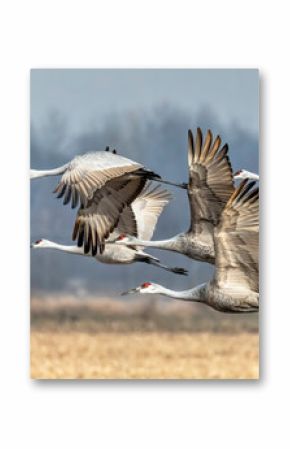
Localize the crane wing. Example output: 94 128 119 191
102 182 171 249
187 128 234 236
213 179 259 292
130 182 172 241
115 204 138 237
72 174 146 255
53 151 143 208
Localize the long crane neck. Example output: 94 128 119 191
246 171 259 181
30 163 69 179
157 283 207 302
36 241 87 256
128 236 181 252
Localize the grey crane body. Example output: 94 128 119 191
122 179 259 314
31 238 187 275
123 281 259 313
31 238 155 265
189 233 216 264
95 243 139 265
135 232 215 263
30 239 139 265
114 128 234 264
203 282 259 313
146 282 259 313
31 182 188 276
94 242 176 272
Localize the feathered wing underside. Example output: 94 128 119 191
106 182 171 249
131 182 172 242
72 175 146 255
187 128 234 236
116 205 138 237
53 152 143 208
213 179 259 292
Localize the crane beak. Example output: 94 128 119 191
121 287 140 296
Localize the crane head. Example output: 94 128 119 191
121 282 159 296
234 169 248 179
31 239 50 249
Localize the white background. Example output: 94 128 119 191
0 1 288 447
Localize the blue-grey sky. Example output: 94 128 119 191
31 69 259 295
31 69 259 135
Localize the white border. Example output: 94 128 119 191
0 1 288 448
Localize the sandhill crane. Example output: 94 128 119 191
30 147 186 255
234 169 259 181
31 183 188 275
122 179 259 313
113 128 234 264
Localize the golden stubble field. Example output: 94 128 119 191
31 331 259 379
30 296 259 380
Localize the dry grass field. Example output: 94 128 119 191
31 296 259 380
31 331 259 379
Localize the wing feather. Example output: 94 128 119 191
72 175 146 254
200 129 212 161
130 182 172 242
109 182 171 248
187 128 234 235
214 179 259 292
116 206 138 237
53 152 143 208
